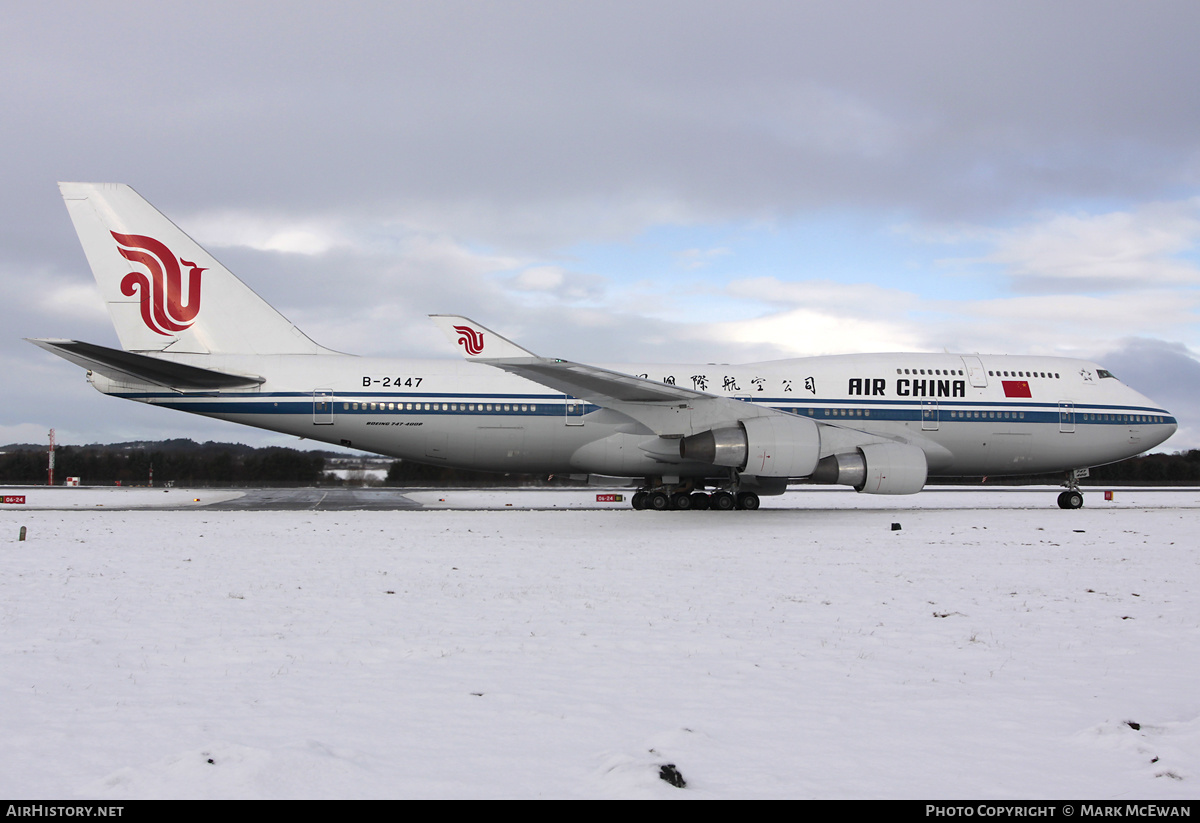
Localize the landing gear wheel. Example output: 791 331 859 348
735 491 760 510
1057 490 1084 509
710 491 735 511
648 491 671 511
670 492 693 510
690 492 711 511
631 491 648 510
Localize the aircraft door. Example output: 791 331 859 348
564 395 585 426
921 399 939 431
313 389 334 425
1058 402 1075 433
961 356 988 388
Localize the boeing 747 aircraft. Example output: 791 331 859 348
30 183 1177 510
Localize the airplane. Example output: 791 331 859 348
29 182 1178 510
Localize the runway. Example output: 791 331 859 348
2 484 1199 511
0 485 422 511
202 487 425 511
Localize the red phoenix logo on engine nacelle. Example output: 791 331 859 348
452 325 485 356
112 231 206 336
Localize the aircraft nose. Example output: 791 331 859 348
1149 403 1178 449
1126 384 1178 449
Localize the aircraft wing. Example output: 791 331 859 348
478 357 708 403
28 339 265 391
430 316 711 404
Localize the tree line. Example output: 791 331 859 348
1080 449 1200 485
935 449 1200 486
0 439 327 486
4 439 1199 487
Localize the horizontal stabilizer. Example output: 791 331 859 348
28 339 264 390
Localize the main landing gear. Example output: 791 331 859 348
630 481 760 512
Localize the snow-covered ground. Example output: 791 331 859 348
1 486 247 509
2 488 1198 798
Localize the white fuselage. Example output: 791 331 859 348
88 350 1177 480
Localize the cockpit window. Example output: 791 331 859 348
1097 369 1117 379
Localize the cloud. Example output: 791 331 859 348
712 307 925 357
186 212 347 256
715 81 924 162
979 201 1200 291
9 1 1196 237
892 202 1200 361
511 265 565 291
916 200 1200 294
676 247 732 270
4 272 108 325
698 278 927 356
725 277 919 314
935 292 1200 356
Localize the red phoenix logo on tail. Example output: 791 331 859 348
452 325 485 355
112 231 206 336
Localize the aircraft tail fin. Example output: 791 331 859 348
58 182 330 355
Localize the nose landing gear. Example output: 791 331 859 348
1057 490 1084 509
1057 468 1088 509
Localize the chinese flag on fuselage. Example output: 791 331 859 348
1002 380 1032 398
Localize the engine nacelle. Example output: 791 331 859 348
811 442 928 495
679 415 821 478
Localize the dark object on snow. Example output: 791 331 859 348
1127 721 1141 731
891 522 901 531
659 763 686 788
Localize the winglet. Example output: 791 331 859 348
429 315 537 360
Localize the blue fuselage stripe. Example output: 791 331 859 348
113 391 1176 426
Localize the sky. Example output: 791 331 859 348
4 1 1200 450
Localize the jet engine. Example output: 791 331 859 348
679 415 821 478
810 442 927 494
